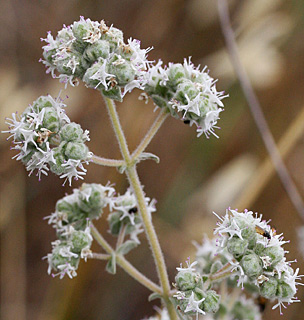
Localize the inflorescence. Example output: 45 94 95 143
41 17 152 100
4 94 91 185
46 183 156 278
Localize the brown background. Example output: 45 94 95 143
1 0 304 319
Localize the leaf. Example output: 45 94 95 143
148 292 162 302
137 152 160 164
105 253 116 274
116 240 138 255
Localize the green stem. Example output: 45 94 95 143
103 97 177 320
90 253 111 260
91 224 161 294
131 109 169 162
91 154 125 167
209 262 235 282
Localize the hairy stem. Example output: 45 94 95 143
103 97 177 319
217 0 304 219
91 224 162 294
131 109 169 162
91 154 125 167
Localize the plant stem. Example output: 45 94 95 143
91 154 125 167
209 262 235 282
89 253 111 260
217 0 304 220
131 109 169 162
91 224 162 294
103 97 177 319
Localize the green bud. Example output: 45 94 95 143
60 123 84 142
240 253 263 279
72 20 90 41
277 281 294 299
50 244 80 272
43 48 56 64
70 230 92 253
78 184 108 219
64 141 88 160
227 237 248 259
261 246 284 267
83 40 110 62
32 95 54 113
200 290 220 313
259 276 278 299
49 144 66 175
83 60 105 89
175 80 199 104
102 27 123 50
168 63 186 86
175 271 200 291
108 55 135 86
42 107 60 132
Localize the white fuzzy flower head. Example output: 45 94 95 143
213 208 303 312
3 94 91 185
41 17 152 100
144 58 227 138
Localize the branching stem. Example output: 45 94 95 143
103 97 177 319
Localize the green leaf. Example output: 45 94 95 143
116 240 138 255
105 253 116 274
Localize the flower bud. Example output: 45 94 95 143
276 281 294 299
32 95 54 112
72 19 91 41
49 145 66 175
261 246 284 267
78 183 109 219
227 237 248 259
175 80 199 104
259 276 278 299
48 243 80 274
70 229 92 253
60 123 84 142
167 63 186 85
200 290 220 313
83 40 110 62
102 27 124 50
64 141 88 160
175 271 199 291
240 253 263 279
82 60 105 89
42 107 60 132
108 55 135 86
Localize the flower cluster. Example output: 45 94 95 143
202 295 262 320
46 183 156 277
173 258 220 318
144 58 226 137
4 95 91 185
41 17 152 100
46 183 115 278
214 209 303 313
108 188 156 248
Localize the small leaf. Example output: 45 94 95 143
148 292 162 302
117 240 138 255
106 253 116 274
137 152 160 164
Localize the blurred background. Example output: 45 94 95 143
1 0 304 319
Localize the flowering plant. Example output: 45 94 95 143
3 17 302 320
